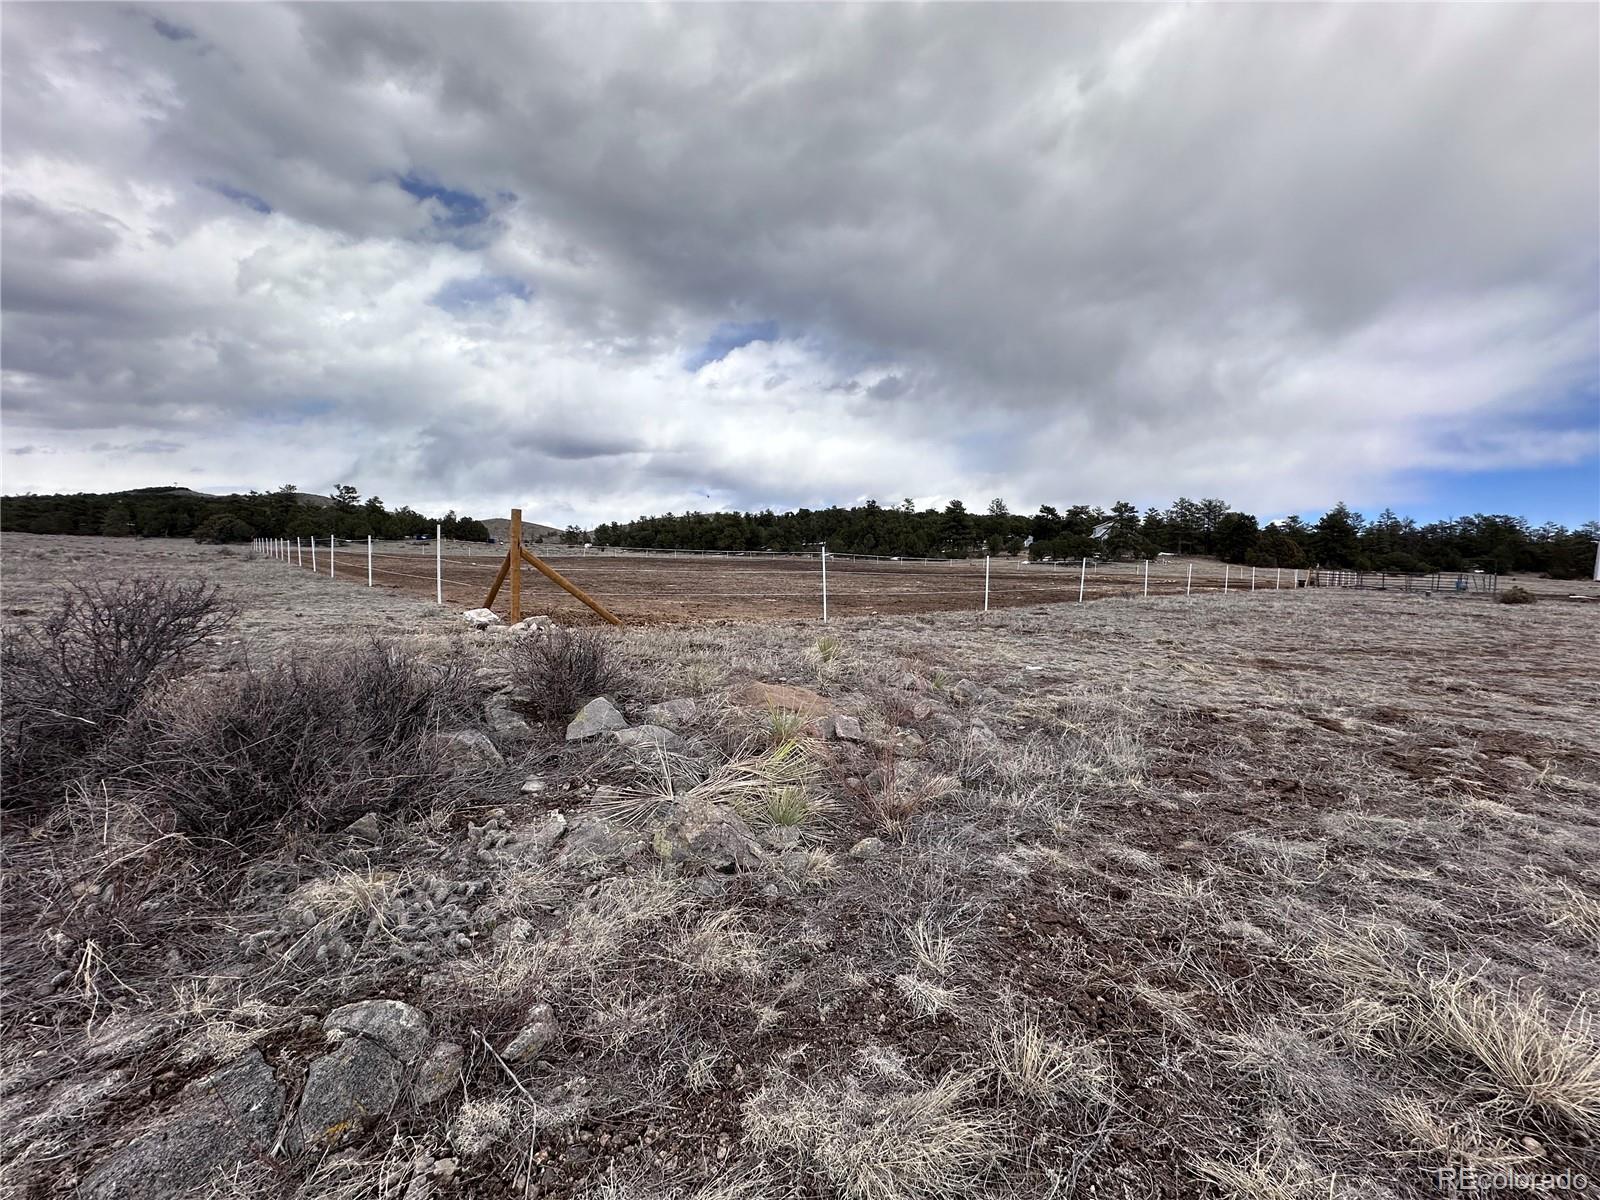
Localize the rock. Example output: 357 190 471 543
77 1051 283 1200
486 702 531 739
345 813 382 843
950 679 984 705
294 1037 403 1150
833 715 865 741
502 1004 557 1063
412 1042 463 1105
520 776 547 794
727 681 836 719
653 795 764 874
462 608 503 630
324 999 430 1064
557 816 646 869
643 698 697 727
613 724 683 751
438 729 505 766
566 697 627 740
907 699 936 722
512 615 553 630
848 837 884 859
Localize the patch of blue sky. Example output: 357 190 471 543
202 180 271 214
684 320 779 371
398 172 489 228
430 275 532 313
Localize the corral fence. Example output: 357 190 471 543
248 519 1500 625
1309 568 1499 594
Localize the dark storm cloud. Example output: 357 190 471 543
1 3 1595 524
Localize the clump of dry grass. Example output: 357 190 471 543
449 1096 514 1156
1193 1145 1335 1200
1313 925 1600 1135
743 1069 1004 1200
867 750 960 832
981 1012 1116 1109
1379 1093 1538 1173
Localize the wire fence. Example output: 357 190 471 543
252 530 1363 625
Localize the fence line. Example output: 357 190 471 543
262 533 1527 625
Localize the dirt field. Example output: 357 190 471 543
3 533 1599 1199
276 540 1333 624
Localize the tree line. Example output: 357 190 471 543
589 497 1598 578
1 485 491 544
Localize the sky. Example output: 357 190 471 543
2 3 1597 530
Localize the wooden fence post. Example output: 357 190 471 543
510 508 524 623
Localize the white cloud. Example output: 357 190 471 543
1 3 1595 525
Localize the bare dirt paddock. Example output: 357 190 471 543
342 543 1304 624
3 532 1599 1200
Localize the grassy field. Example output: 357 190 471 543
2 534 1597 1199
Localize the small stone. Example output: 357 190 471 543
566 696 628 741
503 1005 557 1063
294 1037 402 1149
612 724 683 751
324 999 430 1064
412 1042 463 1105
848 837 884 859
833 715 865 741
345 813 382 843
461 608 503 630
438 729 504 766
643 698 697 727
727 681 836 719
520 777 547 794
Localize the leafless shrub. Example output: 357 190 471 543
2 577 233 814
1498 585 1536 605
111 640 480 843
506 626 619 720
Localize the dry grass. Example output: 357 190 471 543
4 536 1599 1199
981 1013 1117 1109
1313 925 1600 1135
743 1070 1005 1200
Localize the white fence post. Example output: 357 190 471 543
296 537 303 567
1187 563 1193 596
1223 564 1229 592
1078 557 1087 604
329 535 334 579
311 536 317 573
1250 566 1256 591
821 542 829 623
1143 559 1149 598
435 525 443 604
1275 567 1281 589
367 535 373 587
984 555 991 613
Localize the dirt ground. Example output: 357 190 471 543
266 539 1371 625
3 533 1598 1200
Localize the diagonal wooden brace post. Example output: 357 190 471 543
520 546 623 626
482 551 511 612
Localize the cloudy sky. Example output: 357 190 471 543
3 3 1596 529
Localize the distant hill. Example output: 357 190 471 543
482 517 566 543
